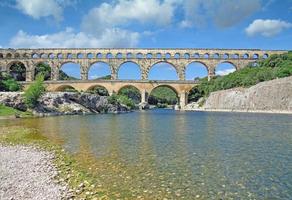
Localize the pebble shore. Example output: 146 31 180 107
0 145 68 200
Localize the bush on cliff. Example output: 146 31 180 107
0 72 21 91
24 74 46 108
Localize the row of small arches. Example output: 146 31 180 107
0 52 269 60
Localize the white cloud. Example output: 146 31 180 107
245 19 292 37
82 0 176 34
216 68 235 76
9 28 140 48
181 0 261 28
15 0 74 22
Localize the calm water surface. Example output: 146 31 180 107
1 110 292 199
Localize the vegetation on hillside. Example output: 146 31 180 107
188 51 292 102
108 93 135 109
118 86 141 104
0 104 32 117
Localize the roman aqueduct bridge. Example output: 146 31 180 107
0 48 287 108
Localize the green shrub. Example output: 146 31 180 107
117 95 135 109
24 74 46 108
0 72 21 91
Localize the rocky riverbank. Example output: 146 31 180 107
185 76 292 114
0 145 68 200
0 92 131 117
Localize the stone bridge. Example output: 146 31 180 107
0 48 287 108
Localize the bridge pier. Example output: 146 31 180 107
179 92 187 110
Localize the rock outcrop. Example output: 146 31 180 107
0 92 131 116
200 76 292 113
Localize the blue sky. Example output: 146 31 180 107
0 0 291 79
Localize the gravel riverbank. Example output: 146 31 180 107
0 145 68 200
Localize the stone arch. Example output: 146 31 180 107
156 53 162 59
253 53 259 59
146 53 153 58
97 53 103 58
215 61 237 76
87 53 93 59
149 61 179 80
7 61 27 81
33 61 52 80
0 53 4 59
117 61 141 80
148 85 179 105
165 53 171 59
263 53 269 59
174 53 180 59
193 53 200 58
136 53 143 59
40 53 47 59
59 61 81 80
243 53 249 59
126 52 133 59
86 85 110 96
184 53 190 59
57 53 63 59
88 61 111 80
117 85 142 104
23 53 29 59
185 61 209 80
232 53 239 59
14 53 20 58
67 53 73 59
48 53 55 59
106 53 113 59
32 53 39 59
77 53 83 59
54 85 78 92
6 53 12 59
204 53 209 58
213 53 220 59
116 53 123 58
223 53 229 59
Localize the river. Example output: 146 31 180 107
1 109 292 199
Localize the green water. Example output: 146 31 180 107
1 110 292 199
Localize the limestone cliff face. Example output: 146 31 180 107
202 76 292 113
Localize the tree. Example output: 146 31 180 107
24 74 46 109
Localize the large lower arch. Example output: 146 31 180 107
215 61 237 76
118 61 141 80
149 61 179 80
117 85 141 104
88 62 111 80
148 85 179 106
185 61 208 80
87 85 109 96
7 61 26 81
59 62 81 80
34 62 51 80
54 85 78 92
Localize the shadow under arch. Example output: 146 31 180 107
86 85 109 96
148 85 179 106
149 61 179 80
185 61 209 80
117 85 142 104
117 61 141 80
7 61 27 81
215 61 237 76
54 85 78 92
88 61 112 80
